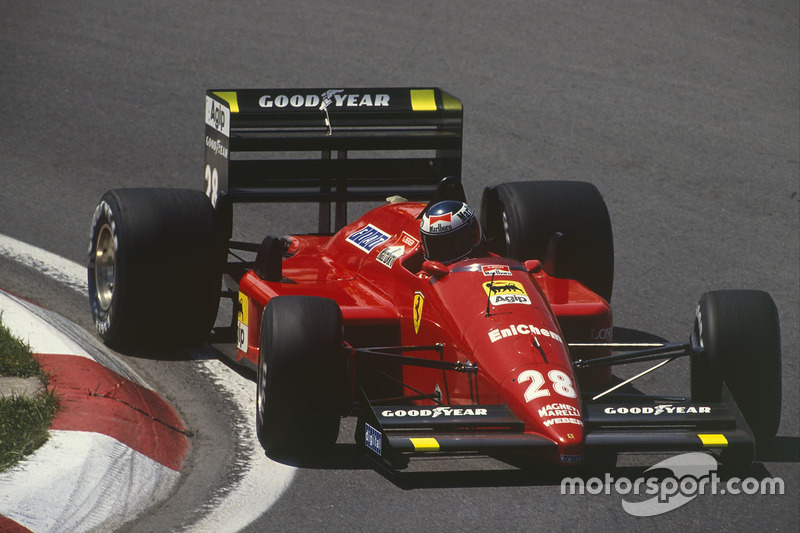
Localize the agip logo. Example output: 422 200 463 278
205 96 230 137
482 280 531 306
236 292 249 352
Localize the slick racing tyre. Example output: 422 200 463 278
690 290 782 450
88 188 224 348
481 180 614 302
257 296 348 461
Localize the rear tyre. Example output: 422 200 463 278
87 188 224 348
691 290 782 450
481 180 614 302
256 296 347 461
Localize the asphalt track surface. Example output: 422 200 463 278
1 1 798 531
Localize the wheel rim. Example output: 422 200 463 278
94 223 116 312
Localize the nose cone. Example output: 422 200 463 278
500 363 585 464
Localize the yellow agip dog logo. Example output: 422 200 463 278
482 280 531 306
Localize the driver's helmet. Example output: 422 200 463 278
420 200 483 264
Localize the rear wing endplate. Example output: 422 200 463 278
204 87 463 233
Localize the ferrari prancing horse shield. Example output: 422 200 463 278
413 291 424 334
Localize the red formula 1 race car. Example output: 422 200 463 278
87 88 781 469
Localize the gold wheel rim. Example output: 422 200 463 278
94 224 116 312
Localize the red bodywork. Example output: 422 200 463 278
236 201 612 464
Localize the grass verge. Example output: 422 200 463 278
0 318 60 472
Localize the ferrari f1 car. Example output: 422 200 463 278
87 88 781 469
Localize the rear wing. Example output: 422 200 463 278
204 87 463 233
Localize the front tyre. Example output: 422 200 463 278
256 296 347 461
87 188 224 348
691 290 781 450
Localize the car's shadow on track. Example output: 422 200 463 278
756 436 800 463
356 449 800 491
265 443 612 488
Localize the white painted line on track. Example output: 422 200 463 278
183 358 296 532
0 233 296 531
0 234 87 296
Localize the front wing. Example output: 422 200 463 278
354 385 755 469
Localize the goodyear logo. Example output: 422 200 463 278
482 280 531 306
258 90 391 109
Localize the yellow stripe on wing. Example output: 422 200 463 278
410 89 437 111
410 437 440 451
213 91 240 113
698 434 728 447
